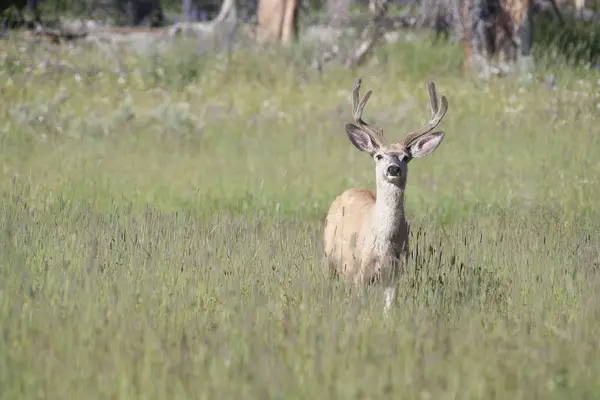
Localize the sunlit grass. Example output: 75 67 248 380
0 33 600 399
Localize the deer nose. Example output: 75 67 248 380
387 165 401 177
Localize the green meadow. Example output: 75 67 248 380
1 32 599 399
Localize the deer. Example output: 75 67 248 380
323 77 449 317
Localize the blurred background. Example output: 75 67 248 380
1 0 599 69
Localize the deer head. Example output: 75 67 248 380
344 78 449 189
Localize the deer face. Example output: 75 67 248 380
345 124 446 187
373 148 409 185
344 78 448 189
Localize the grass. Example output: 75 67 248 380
1 32 600 399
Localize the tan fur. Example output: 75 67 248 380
323 78 449 316
325 188 375 281
324 176 409 286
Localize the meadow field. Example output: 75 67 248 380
0 33 599 399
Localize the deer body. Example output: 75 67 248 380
324 184 409 286
323 78 449 316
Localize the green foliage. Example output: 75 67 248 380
1 36 600 398
533 11 600 66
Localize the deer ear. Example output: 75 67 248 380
345 124 379 155
408 131 445 158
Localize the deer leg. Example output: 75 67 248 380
382 256 402 319
383 286 396 317
383 274 400 318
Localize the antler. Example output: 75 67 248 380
350 78 389 146
401 81 448 147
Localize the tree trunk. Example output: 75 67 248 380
257 0 297 43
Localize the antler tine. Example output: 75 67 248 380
402 80 448 147
350 77 388 146
427 81 439 115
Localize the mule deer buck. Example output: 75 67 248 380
323 78 449 317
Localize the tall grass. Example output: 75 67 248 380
1 34 599 399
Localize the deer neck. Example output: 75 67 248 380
372 180 407 246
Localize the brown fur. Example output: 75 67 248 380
324 187 409 285
323 78 449 316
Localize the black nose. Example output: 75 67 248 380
387 165 401 177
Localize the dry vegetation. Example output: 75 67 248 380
0 32 600 399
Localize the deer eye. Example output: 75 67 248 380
374 154 383 161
